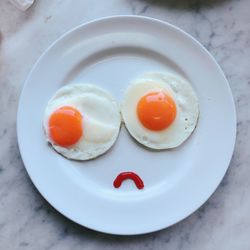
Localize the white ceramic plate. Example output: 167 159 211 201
17 16 236 235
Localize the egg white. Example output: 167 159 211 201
44 84 121 160
121 72 199 149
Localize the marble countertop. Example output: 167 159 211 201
0 0 249 249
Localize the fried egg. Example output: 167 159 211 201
121 72 199 149
43 84 121 160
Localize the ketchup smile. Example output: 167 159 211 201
113 172 144 190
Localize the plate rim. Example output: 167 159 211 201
17 15 237 235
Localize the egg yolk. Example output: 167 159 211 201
48 106 83 147
137 91 177 131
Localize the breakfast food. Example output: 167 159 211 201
43 84 121 160
121 72 199 149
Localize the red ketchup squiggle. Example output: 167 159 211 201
113 172 144 190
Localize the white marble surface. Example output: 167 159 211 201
0 0 249 249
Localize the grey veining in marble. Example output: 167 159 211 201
0 0 250 249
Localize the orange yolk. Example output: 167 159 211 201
48 106 83 147
137 91 177 131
